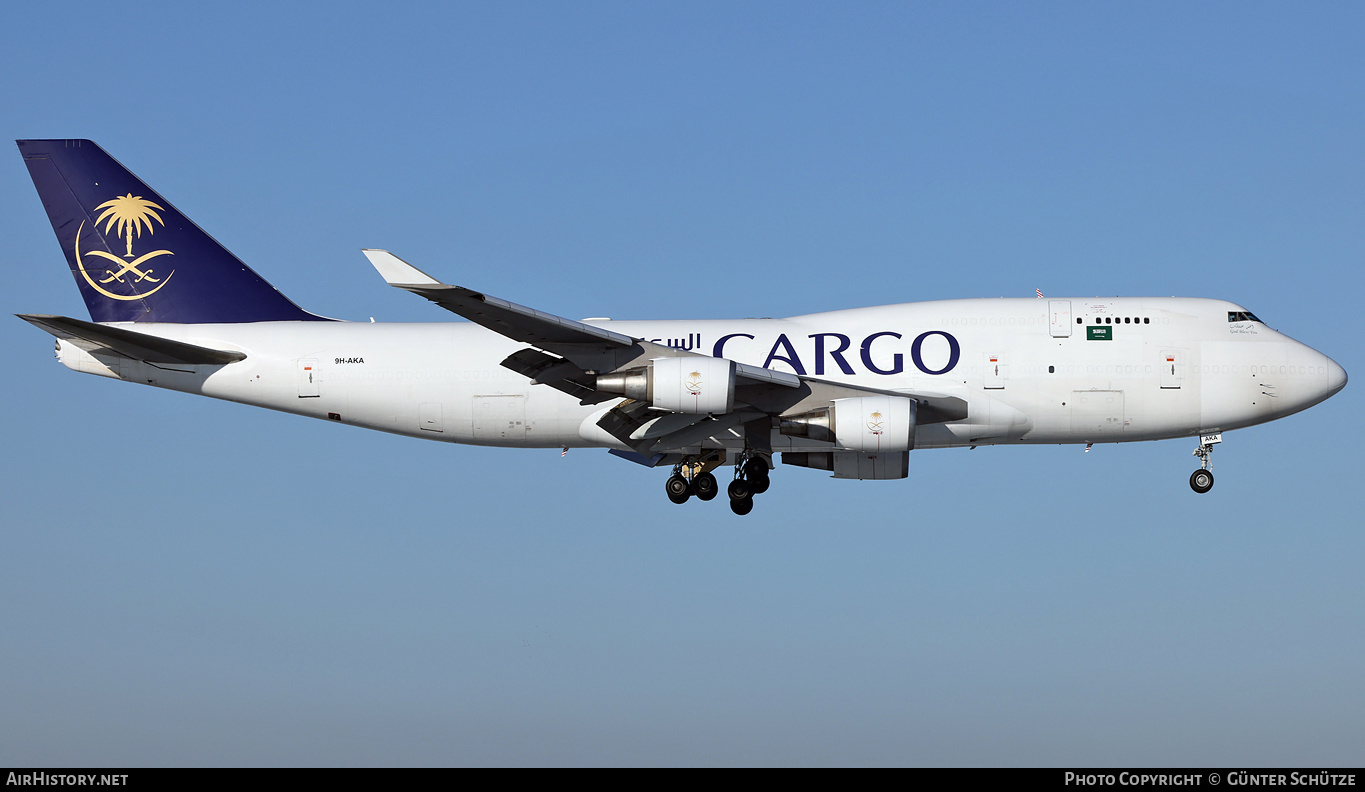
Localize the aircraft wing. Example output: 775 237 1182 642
18 314 247 365
364 249 637 350
364 250 967 451
364 249 800 389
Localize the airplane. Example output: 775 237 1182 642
15 139 1348 515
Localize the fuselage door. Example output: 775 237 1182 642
984 354 1006 389
419 402 444 433
1160 350 1183 389
473 395 527 441
1070 390 1126 435
298 358 320 398
1049 300 1072 338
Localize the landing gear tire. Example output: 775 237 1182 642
666 474 692 504
730 496 754 516
1190 469 1214 494
741 457 770 494
727 479 752 502
694 472 719 501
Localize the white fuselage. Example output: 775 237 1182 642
57 297 1345 453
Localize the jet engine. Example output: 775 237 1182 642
779 395 916 453
779 395 917 480
595 356 736 414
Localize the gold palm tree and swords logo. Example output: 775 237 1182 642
74 193 176 300
685 370 703 396
866 410 885 435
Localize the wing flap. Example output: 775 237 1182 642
500 348 616 405
641 410 765 453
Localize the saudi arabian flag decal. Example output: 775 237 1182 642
1087 326 1113 340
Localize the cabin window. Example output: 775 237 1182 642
1077 315 1153 325
1048 365 1055 373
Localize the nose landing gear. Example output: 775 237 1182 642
1190 433 1221 494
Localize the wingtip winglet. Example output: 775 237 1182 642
362 249 443 287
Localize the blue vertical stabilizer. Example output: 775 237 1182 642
17 139 328 323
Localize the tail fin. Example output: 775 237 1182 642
17 139 327 323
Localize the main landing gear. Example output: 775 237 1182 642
1189 433 1221 494
663 452 772 516
725 453 771 516
665 470 718 504
664 453 724 505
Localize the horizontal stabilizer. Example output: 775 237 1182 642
17 314 247 365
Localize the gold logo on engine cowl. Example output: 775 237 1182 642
74 193 176 301
867 410 885 435
686 371 703 395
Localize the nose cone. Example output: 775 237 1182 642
1274 339 1347 419
1326 356 1347 398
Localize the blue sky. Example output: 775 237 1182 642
2 1 1361 766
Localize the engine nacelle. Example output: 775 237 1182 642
595 356 735 414
779 395 916 453
782 450 909 480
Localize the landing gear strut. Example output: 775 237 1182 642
1190 433 1220 494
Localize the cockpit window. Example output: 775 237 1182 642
1228 311 1261 323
